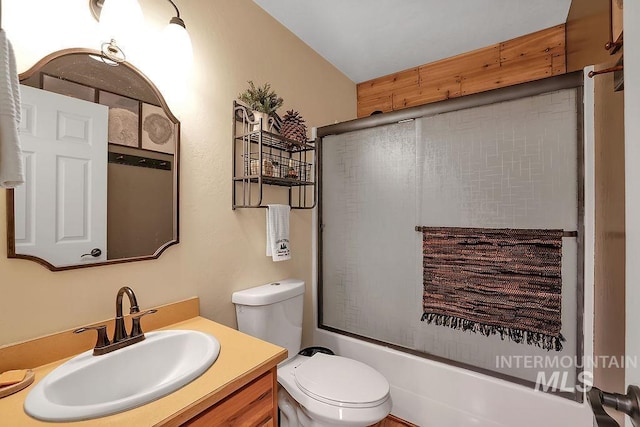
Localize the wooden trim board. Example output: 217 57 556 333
370 414 419 427
0 297 199 373
357 24 566 117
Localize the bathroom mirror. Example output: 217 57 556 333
6 48 179 271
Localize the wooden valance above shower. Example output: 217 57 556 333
356 24 566 117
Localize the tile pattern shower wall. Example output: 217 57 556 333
322 122 417 345
418 89 577 230
321 88 579 385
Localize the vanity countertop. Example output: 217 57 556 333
0 315 287 426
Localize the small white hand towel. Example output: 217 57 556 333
0 29 24 188
266 204 291 262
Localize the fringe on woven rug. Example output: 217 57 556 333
421 312 565 352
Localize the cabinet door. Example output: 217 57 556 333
182 369 276 426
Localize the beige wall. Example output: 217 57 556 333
0 0 355 346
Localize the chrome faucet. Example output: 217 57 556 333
74 286 157 356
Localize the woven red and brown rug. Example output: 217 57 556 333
418 227 565 351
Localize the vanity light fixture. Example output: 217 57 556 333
161 0 193 70
91 0 144 63
89 0 192 66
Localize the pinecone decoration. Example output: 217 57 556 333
281 110 307 147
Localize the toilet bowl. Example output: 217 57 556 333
277 354 392 427
232 279 392 427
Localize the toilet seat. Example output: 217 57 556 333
293 353 390 408
278 354 392 426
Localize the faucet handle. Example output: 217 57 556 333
130 309 158 338
74 325 110 349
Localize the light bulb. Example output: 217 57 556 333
162 19 193 71
99 0 145 53
151 19 193 105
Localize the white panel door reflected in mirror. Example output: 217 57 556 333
15 85 108 266
8 48 179 271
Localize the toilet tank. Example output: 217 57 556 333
232 279 305 360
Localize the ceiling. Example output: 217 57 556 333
252 0 572 83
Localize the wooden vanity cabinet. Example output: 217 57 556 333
181 368 278 426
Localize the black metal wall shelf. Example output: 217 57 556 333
234 131 316 153
232 101 316 209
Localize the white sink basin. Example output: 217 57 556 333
24 330 220 422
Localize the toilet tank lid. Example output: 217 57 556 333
232 279 305 306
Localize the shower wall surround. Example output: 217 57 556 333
320 87 581 393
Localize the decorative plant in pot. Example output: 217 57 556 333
238 81 284 132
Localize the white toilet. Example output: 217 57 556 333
232 279 392 427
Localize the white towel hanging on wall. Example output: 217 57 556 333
0 29 24 188
266 204 291 262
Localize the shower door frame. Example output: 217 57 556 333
316 71 586 401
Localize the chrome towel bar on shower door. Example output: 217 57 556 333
414 226 578 238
